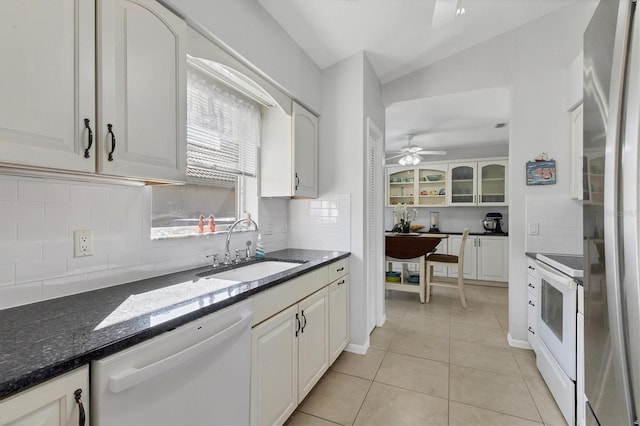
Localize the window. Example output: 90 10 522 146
151 57 261 239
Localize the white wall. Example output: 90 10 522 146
382 2 597 345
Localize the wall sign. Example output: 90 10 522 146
526 160 556 185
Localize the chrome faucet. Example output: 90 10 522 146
225 218 259 265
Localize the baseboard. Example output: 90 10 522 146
376 313 387 328
507 333 533 350
345 339 370 355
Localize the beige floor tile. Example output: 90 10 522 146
330 347 386 380
298 371 371 426
404 300 451 319
449 365 542 422
374 352 449 399
450 339 522 377
353 382 448 426
388 330 450 363
523 371 568 426
512 348 539 378
450 321 510 348
495 309 509 332
370 325 397 350
458 286 491 304
449 401 543 426
398 314 450 339
449 309 503 329
285 411 342 426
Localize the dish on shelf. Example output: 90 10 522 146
426 174 441 181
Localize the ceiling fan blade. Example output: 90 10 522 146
385 153 406 160
416 150 447 155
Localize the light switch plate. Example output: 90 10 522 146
74 230 93 257
528 222 539 236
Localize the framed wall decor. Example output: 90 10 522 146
526 160 556 185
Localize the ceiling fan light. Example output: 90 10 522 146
410 154 421 165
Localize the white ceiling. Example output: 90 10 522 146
257 0 574 84
257 0 574 162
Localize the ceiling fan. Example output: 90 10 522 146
386 134 447 165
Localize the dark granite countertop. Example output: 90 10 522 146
525 251 583 284
387 230 508 236
0 248 349 400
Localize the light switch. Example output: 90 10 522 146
528 222 539 236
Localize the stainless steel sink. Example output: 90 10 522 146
197 260 305 282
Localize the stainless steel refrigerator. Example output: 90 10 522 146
583 0 640 424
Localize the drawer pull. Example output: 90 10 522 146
528 265 535 270
337 267 345 272
528 301 535 307
74 389 86 426
337 279 345 285
528 326 535 335
528 283 535 288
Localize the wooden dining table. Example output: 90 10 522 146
384 233 448 303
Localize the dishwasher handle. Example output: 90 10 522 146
108 311 253 394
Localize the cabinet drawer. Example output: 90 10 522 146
328 258 349 282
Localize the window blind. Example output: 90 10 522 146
186 67 260 185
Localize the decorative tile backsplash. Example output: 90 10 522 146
0 174 288 309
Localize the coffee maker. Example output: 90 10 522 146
483 212 505 234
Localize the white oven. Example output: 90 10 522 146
536 260 578 380
534 257 580 425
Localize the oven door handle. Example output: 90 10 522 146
535 260 577 290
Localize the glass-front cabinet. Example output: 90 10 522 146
448 162 477 206
388 169 416 207
417 167 447 206
478 160 508 205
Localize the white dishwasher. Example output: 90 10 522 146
92 300 253 426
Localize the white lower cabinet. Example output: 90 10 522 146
527 258 539 351
329 275 349 364
251 288 329 426
447 235 508 282
0 366 89 426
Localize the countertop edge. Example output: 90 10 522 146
0 249 350 400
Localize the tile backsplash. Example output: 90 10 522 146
288 194 351 251
525 195 583 255
0 174 288 309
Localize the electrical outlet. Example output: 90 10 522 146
74 230 93 257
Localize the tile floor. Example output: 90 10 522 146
285 285 568 426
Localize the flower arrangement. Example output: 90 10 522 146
392 203 417 233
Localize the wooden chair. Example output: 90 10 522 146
424 228 469 307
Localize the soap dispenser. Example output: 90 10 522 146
255 234 265 259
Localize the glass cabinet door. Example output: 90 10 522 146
449 163 477 205
388 169 416 207
478 161 507 205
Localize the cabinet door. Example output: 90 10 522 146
329 276 349 365
251 304 299 426
0 366 89 426
448 236 477 279
448 162 477 206
292 102 318 198
298 288 329 401
0 0 95 173
477 237 509 282
97 0 186 182
478 160 508 205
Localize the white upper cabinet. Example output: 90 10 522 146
96 0 186 182
292 102 319 198
0 0 95 173
447 160 508 206
261 101 319 198
0 0 186 183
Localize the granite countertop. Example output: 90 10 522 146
525 251 583 284
0 248 349 400
386 230 508 236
